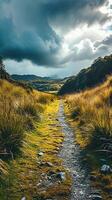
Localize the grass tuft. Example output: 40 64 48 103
0 112 24 157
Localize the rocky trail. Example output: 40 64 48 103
58 101 96 200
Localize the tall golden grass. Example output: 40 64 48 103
0 80 54 178
65 76 112 148
64 76 112 200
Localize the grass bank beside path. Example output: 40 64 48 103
0 99 72 200
64 76 112 200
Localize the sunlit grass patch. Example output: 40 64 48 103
0 97 71 200
0 80 62 199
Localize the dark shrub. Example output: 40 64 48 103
0 113 24 156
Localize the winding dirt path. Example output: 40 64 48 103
58 101 91 200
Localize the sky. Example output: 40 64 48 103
0 0 112 78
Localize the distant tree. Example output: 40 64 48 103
0 56 5 71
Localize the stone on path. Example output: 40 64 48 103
100 164 112 174
38 152 44 156
89 194 102 200
21 197 26 200
56 172 66 181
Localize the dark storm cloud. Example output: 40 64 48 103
48 0 108 32
0 0 109 66
0 17 60 65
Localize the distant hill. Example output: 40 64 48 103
11 74 66 93
11 74 52 81
59 54 112 95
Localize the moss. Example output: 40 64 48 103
0 100 72 200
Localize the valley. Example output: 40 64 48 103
0 55 112 200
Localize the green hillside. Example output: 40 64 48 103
59 54 112 95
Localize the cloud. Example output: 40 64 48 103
102 34 112 45
62 33 112 65
5 59 91 78
49 0 109 33
94 34 112 57
0 0 110 68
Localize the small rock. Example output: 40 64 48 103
37 182 41 186
56 172 66 181
89 194 102 200
100 164 112 174
58 180 61 184
21 197 26 200
39 161 53 167
38 152 44 156
37 161 41 164
79 190 84 195
41 173 45 177
48 176 52 180
46 162 53 167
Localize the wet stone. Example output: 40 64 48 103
89 194 103 200
56 172 66 181
100 164 112 174
46 162 53 167
38 152 44 156
21 197 26 200
79 190 84 195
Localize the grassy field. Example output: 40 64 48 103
1 76 112 199
64 75 112 199
0 80 71 200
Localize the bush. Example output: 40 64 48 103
18 103 39 119
22 104 37 116
38 95 48 104
0 113 24 157
88 106 112 147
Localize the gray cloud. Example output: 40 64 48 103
0 0 109 67
102 35 112 45
49 0 109 33
94 34 112 57
62 34 112 65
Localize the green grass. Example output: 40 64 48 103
0 80 72 200
2 101 71 200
